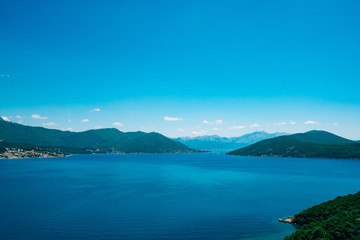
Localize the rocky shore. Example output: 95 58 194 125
278 217 295 224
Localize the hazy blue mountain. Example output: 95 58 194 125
0 118 195 153
173 131 288 151
228 130 360 159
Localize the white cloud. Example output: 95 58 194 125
250 123 259 128
81 119 90 122
93 108 101 112
333 122 339 126
164 116 183 121
178 128 185 132
16 115 22 119
94 126 103 129
113 122 123 127
68 120 71 122
1 116 10 122
42 122 56 126
304 120 318 125
192 130 207 136
202 120 222 125
273 121 286 126
32 114 48 120
212 127 220 130
229 125 246 130
290 120 296 125
62 128 73 131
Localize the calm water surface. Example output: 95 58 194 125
1 153 360 240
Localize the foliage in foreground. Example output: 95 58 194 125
285 191 360 240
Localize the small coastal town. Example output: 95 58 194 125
0 147 67 159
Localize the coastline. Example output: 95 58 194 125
278 217 295 224
0 150 205 160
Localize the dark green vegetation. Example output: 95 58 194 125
174 131 288 151
285 191 360 240
227 130 360 159
0 118 196 154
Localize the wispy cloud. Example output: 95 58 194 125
94 126 103 129
212 127 220 130
91 108 101 112
192 130 207 136
178 128 185 132
62 128 73 131
333 122 339 126
42 122 56 126
290 120 296 125
1 116 11 122
81 119 90 122
0 73 10 78
229 125 246 130
113 122 123 127
273 121 286 126
16 115 22 119
164 116 183 121
202 120 209 124
215 120 223 125
250 123 259 127
32 114 48 120
304 120 318 125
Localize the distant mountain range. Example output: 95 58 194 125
0 118 196 154
228 130 360 159
173 131 289 151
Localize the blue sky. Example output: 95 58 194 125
1 0 360 139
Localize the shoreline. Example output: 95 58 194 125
0 151 206 160
278 217 295 224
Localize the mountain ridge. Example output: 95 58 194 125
227 130 360 159
0 119 196 154
174 131 289 151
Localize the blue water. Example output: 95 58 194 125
1 153 360 240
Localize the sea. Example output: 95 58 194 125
1 153 360 240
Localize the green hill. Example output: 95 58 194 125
227 130 360 159
123 132 191 153
0 117 72 146
283 130 353 145
0 118 195 153
285 191 360 240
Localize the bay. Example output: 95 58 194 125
1 153 360 240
